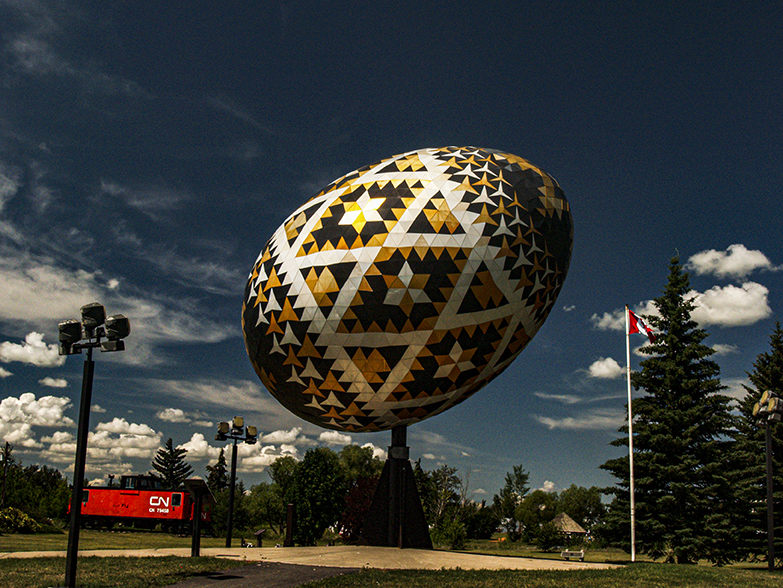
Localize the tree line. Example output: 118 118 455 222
1 257 781 566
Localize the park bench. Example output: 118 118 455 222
560 549 585 561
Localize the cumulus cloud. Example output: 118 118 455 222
258 427 312 446
540 480 556 493
0 393 74 449
363 442 387 461
588 357 624 379
687 244 775 279
0 332 64 367
179 433 221 459
0 367 12 378
688 282 771 327
0 393 74 427
39 377 68 388
239 443 301 472
94 417 157 436
319 430 352 447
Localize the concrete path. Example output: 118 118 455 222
0 545 618 571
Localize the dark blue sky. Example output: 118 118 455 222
1 1 781 498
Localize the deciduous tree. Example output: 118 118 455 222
290 447 346 545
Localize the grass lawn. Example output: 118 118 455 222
303 565 781 588
0 529 270 552
0 556 245 588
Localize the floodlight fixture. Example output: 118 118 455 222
232 416 244 430
80 302 106 338
216 421 230 441
105 314 130 340
246 425 258 443
58 320 83 356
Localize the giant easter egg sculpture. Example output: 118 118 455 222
243 146 572 432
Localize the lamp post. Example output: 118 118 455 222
752 390 783 571
215 416 257 547
59 303 130 588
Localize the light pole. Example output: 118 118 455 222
215 416 257 547
59 302 130 588
752 390 783 571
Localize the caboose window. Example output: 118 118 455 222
172 493 182 507
81 490 89 503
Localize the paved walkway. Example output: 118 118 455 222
0 545 617 570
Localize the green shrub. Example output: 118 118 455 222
432 518 467 550
0 507 43 534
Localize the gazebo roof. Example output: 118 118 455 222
552 512 587 534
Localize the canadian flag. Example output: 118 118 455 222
628 310 656 343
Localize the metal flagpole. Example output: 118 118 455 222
625 305 636 563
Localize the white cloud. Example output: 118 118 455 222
0 393 74 449
590 308 625 331
712 343 739 356
179 433 220 459
39 377 68 388
534 392 582 405
591 302 659 332
0 332 64 367
0 392 74 427
0 162 21 210
156 408 189 423
94 417 157 436
91 404 107 413
319 430 352 447
540 480 556 493
422 453 436 460
535 408 624 431
722 377 750 402
239 444 301 473
0 254 236 367
0 422 38 447
0 367 12 378
155 408 213 428
363 442 387 461
588 357 624 379
688 282 772 327
563 304 576 312
687 244 774 279
259 427 308 446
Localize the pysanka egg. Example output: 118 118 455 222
242 146 573 432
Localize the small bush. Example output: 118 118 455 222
432 519 467 550
0 507 42 534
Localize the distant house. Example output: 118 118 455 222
551 512 587 540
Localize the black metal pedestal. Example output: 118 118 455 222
358 425 432 549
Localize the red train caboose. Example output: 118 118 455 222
74 475 211 533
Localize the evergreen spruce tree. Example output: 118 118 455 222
732 322 783 567
151 438 193 489
206 448 229 493
600 258 735 564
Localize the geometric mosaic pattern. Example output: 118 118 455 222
242 146 573 432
